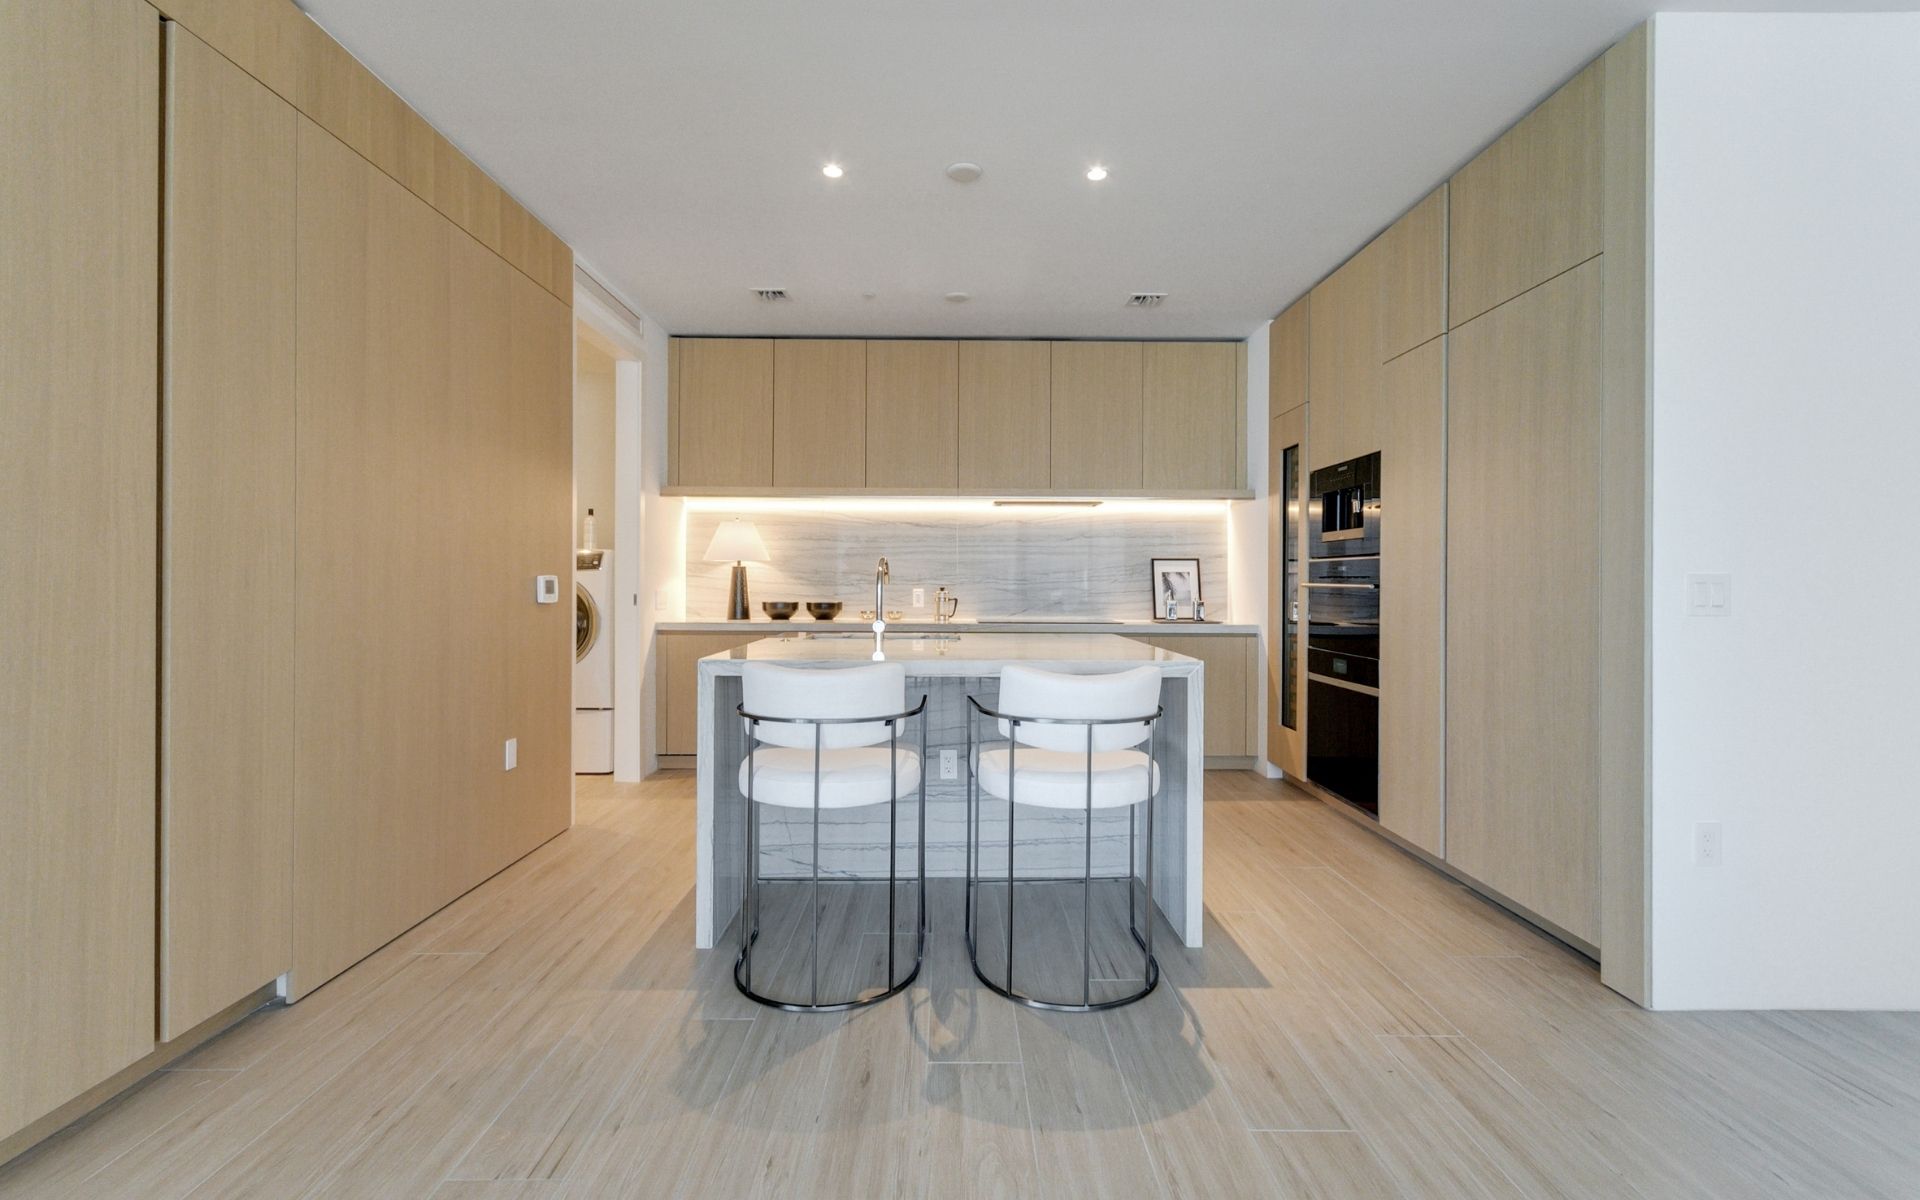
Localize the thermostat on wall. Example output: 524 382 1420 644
535 575 560 603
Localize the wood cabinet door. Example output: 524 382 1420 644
660 634 766 755
1378 338 1445 857
866 340 957 489
1446 259 1601 943
1307 245 1382 470
1377 186 1448 362
1266 309 1309 781
160 23 297 1040
958 340 1051 491
1050 341 1143 491
774 339 866 488
676 338 773 488
1135 636 1255 758
1 0 160 1141
1448 59 1603 328
1143 342 1239 491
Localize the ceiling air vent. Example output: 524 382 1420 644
1126 292 1167 308
752 288 790 302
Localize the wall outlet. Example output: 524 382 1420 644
940 748 958 780
655 587 670 613
504 738 518 771
1694 821 1722 866
912 587 926 609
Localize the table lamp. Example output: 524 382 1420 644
704 519 770 620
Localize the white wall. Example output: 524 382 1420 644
1647 13 1920 1008
572 334 617 548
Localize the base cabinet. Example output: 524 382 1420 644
658 633 766 756
1128 634 1257 759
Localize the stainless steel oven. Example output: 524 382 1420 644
1305 453 1381 816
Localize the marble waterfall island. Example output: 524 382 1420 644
693 633 1206 949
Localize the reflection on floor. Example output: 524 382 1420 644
3 771 1918 1199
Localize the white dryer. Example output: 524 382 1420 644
573 550 614 773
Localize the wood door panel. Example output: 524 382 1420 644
676 339 773 487
160 22 298 1039
1448 59 1603 328
1050 342 1143 491
957 341 1051 491
1378 186 1448 361
1445 260 1601 942
0 0 160 1141
1143 342 1238 491
867 340 958 489
774 339 865 488
1307 246 1382 470
1378 339 1445 857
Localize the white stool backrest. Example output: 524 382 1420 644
742 662 908 749
995 665 1161 753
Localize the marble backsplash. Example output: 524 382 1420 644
685 507 1231 622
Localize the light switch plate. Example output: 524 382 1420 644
1685 573 1732 617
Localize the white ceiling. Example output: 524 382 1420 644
299 0 1894 339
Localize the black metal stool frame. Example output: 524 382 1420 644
963 696 1164 1012
734 695 928 1012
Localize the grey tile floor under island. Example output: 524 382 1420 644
3 772 1918 1199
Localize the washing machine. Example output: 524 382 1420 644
573 549 614 773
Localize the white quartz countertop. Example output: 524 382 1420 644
694 631 1202 674
661 618 1256 635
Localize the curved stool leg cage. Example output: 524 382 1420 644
963 694 1162 1012
734 694 928 1012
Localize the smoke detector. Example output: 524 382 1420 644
1126 293 1167 308
752 288 790 302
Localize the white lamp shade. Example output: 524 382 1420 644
704 519 770 564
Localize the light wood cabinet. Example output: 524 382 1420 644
1307 244 1383 470
678 338 774 488
866 340 957 489
1050 341 1143 491
774 340 866 489
0 0 160 1143
159 23 298 1040
957 340 1051 491
659 633 766 755
1130 635 1258 759
1446 259 1602 943
1267 300 1310 780
1448 58 1603 328
1377 186 1448 361
1378 339 1445 857
1143 342 1239 491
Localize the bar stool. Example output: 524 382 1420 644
734 662 928 1011
965 665 1163 1011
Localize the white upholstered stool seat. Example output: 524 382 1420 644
973 742 1157 810
740 745 922 809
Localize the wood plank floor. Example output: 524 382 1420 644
5 770 1919 1199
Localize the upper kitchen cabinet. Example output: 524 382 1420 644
1376 186 1448 361
1449 59 1603 328
867 339 958 490
1307 242 1383 470
1143 342 1239 492
675 338 774 488
957 340 1051 491
774 339 866 488
1050 341 1144 491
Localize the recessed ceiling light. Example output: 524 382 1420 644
1085 165 1109 182
944 292 971 303
946 162 983 183
822 162 844 179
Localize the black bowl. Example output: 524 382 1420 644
761 601 799 621
807 601 843 621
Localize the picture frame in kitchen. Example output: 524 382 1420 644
1149 557 1203 620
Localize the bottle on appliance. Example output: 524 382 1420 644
582 508 596 551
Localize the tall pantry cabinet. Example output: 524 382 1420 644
1 0 576 1155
